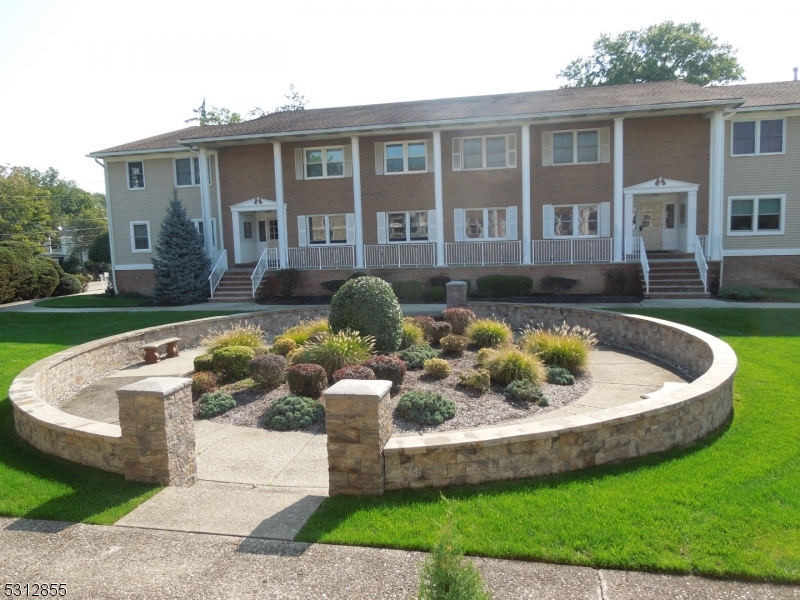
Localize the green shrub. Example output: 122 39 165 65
263 395 324 431
271 337 298 356
320 279 347 293
399 280 423 301
23 257 59 299
248 354 287 387
277 319 330 346
0 247 23 303
329 276 403 351
546 365 575 385
191 372 218 397
455 279 472 296
540 276 579 294
476 347 495 368
520 322 596 373
397 344 439 370
442 308 476 334
212 345 256 381
198 391 236 418
54 273 83 296
202 322 266 353
291 330 375 379
428 286 446 302
285 363 328 398
396 391 456 426
193 353 214 372
361 355 407 389
391 281 402 296
504 379 547 405
718 286 765 301
458 369 491 393
429 275 451 288
476 274 533 297
332 365 376 383
465 319 512 349
605 268 641 295
439 334 469 356
424 358 451 378
485 348 545 386
400 319 426 349
348 272 368 279
275 268 301 298
411 315 436 339
429 321 452 343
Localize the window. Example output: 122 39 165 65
130 221 151 252
386 211 429 242
175 157 212 187
679 204 686 225
385 141 427 174
728 196 784 235
305 147 344 178
309 214 347 244
243 222 253 239
452 135 516 170
127 162 145 189
553 205 599 237
464 208 507 240
192 218 217 248
732 119 784 155
552 130 599 164
269 219 279 240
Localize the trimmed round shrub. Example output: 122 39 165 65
442 308 476 335
397 344 439 370
465 319 513 349
485 348 545 386
54 273 83 296
329 276 403 351
396 391 456 426
191 372 218 397
411 315 436 339
476 347 495 368
193 353 214 372
0 247 24 303
429 321 452 344
546 365 575 386
285 363 328 398
271 337 298 356
320 279 347 293
476 274 533 297
439 334 469 356
504 380 548 406
399 280 423 301
290 330 375 379
540 276 579 294
248 354 287 387
332 365 376 383
718 286 765 301
202 322 266 353
423 358 451 378
458 369 491 393
212 345 256 381
400 319 426 349
348 272 368 280
521 330 590 373
263 395 324 431
427 286 446 302
361 355 407 389
24 257 60 299
198 391 236 418
429 275 451 288
277 319 330 346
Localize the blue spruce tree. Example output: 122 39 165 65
152 191 210 304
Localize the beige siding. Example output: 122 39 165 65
108 154 219 265
723 116 800 250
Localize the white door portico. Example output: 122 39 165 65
623 178 699 255
230 197 286 265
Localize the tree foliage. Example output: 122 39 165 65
188 85 308 125
559 21 745 87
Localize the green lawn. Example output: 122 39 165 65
35 294 152 308
0 311 232 525
297 309 800 583
764 289 800 303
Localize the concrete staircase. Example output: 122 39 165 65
642 253 709 299
209 267 258 303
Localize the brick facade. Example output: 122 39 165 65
722 255 800 288
116 269 155 295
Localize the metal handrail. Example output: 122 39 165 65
694 235 709 293
251 248 276 296
639 237 650 295
208 249 228 298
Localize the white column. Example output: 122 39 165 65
273 141 288 268
613 118 624 262
198 146 214 259
623 193 634 257
687 190 697 252
232 210 242 264
708 111 725 260
433 130 445 266
351 135 364 268
520 124 532 265
213 153 225 251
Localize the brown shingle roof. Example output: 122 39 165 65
710 81 800 108
91 125 219 155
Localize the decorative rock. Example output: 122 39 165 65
445 281 468 308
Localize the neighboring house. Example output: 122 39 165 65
88 79 800 300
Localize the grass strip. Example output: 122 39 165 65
35 295 152 308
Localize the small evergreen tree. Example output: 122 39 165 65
152 191 210 305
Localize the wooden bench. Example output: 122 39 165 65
141 337 182 364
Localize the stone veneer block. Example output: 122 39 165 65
117 377 196 486
323 379 392 496
446 281 468 308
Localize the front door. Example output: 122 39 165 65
662 203 678 250
638 203 663 251
240 217 257 263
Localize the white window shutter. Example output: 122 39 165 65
344 145 353 177
426 139 435 173
599 202 611 237
376 212 387 244
345 213 356 244
507 134 517 168
543 205 554 239
294 148 304 180
374 143 384 175
452 138 462 171
427 209 437 242
297 215 308 246
454 208 464 242
507 206 518 240
541 132 553 167
600 128 611 163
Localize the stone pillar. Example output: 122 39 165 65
446 280 468 308
324 379 392 496
117 377 196 486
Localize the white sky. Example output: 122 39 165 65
0 0 796 194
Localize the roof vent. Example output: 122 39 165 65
795 67 798 81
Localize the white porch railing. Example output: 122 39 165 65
251 248 279 296
532 238 612 264
445 241 521 266
625 236 642 262
639 237 650 295
364 243 436 268
694 235 709 293
287 245 356 269
208 249 228 298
